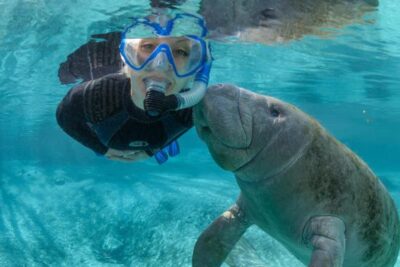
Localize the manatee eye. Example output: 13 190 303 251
270 108 280 117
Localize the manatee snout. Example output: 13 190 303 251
194 84 252 149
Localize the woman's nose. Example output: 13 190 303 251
149 52 170 71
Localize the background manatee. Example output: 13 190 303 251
200 0 378 43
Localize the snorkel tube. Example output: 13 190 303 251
175 60 212 109
143 79 170 117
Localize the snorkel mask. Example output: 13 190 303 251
119 13 212 117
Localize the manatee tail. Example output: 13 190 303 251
225 236 270 267
58 32 123 84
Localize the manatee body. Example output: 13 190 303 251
192 84 400 267
200 0 378 43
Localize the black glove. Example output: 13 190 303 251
144 91 179 117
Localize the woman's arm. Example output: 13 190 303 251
56 83 109 155
104 148 149 162
57 81 151 162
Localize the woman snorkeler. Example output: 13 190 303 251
56 12 212 164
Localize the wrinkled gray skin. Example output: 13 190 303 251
201 0 378 43
192 84 400 267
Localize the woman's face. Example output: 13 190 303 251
126 37 195 109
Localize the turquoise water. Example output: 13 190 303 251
0 0 399 266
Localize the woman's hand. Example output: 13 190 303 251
105 148 149 162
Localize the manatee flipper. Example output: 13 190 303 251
193 200 252 267
302 216 346 267
58 32 123 84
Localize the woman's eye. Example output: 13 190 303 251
140 43 155 51
271 108 280 117
174 48 189 57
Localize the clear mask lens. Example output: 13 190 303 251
122 36 205 77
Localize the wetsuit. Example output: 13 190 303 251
56 72 193 156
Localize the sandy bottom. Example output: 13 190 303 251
0 161 399 266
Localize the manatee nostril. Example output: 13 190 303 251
201 125 211 135
260 8 277 20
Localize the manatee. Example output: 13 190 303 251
192 84 400 267
201 0 378 43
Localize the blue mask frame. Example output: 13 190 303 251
119 13 209 78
